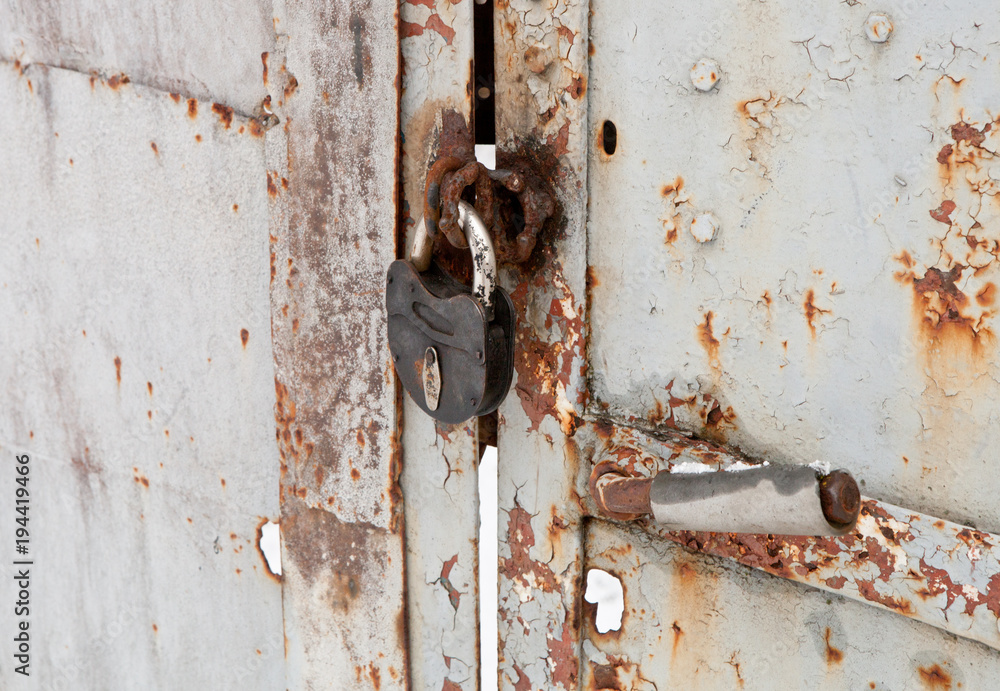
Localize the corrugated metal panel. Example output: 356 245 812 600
0 61 282 689
493 0 590 688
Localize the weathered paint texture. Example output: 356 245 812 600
494 0 590 689
0 61 282 688
582 421 1000 653
399 1 482 688
272 0 407 688
584 519 1000 690
0 0 275 114
587 0 1000 535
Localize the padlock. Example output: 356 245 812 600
386 200 515 424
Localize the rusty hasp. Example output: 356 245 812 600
589 444 860 536
421 111 555 265
580 419 1000 652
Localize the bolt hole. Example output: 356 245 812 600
584 568 624 632
259 520 282 576
601 120 617 156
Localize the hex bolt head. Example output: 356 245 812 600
690 58 721 92
690 213 719 243
865 13 893 43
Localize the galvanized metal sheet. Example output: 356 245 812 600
0 0 275 114
584 519 1000 691
494 0 590 688
399 1 482 689
272 1 407 688
587 0 1000 533
0 61 282 689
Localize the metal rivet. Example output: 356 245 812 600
690 213 719 243
690 58 721 92
865 13 892 43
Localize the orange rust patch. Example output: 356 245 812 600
187 98 198 119
671 621 683 658
804 289 830 338
106 73 130 89
918 664 952 689
195 134 202 142
150 142 159 156
937 144 953 164
211 103 234 129
567 74 586 99
261 52 269 85
824 628 843 664
697 312 720 365
147 382 153 396
249 119 265 137
114 356 122 385
169 92 181 103
241 328 249 348
661 177 684 196
267 172 279 198
284 75 299 101
951 122 986 147
929 200 956 224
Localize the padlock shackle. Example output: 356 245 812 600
410 201 497 318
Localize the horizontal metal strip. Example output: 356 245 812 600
580 419 1000 651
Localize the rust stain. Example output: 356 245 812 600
241 328 249 348
211 103 234 129
114 356 122 385
267 172 279 198
261 52 269 85
567 73 586 99
929 200 956 224
195 134 202 143
671 621 683 658
150 141 159 156
147 382 153 396
401 14 455 44
169 92 180 103
918 664 952 690
697 312 721 365
284 75 299 102
804 288 831 337
951 122 986 147
187 98 198 119
937 144 953 164
823 628 843 664
106 73 130 90
438 554 461 610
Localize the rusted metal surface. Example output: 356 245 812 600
590 461 860 534
272 0 406 687
577 0 1000 682
494 0 590 688
587 0 1000 535
420 116 554 266
577 420 1000 657
399 1 481 687
0 61 282 688
0 0 274 115
584 519 1000 690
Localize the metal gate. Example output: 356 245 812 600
4 0 1000 689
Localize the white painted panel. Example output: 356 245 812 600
0 62 281 689
0 0 275 114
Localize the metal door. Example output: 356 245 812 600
493 1 1000 689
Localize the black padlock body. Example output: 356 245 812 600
386 259 515 424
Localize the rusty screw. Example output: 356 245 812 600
865 13 893 43
818 470 861 529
